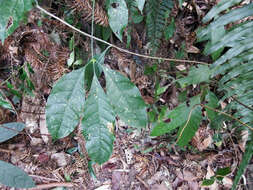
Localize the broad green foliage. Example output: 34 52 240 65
0 0 34 43
84 52 105 90
0 160 35 188
197 3 253 42
46 67 85 139
82 75 115 164
151 95 200 137
177 105 202 147
0 122 25 143
46 50 147 164
202 0 243 23
202 167 231 186
196 1 253 188
177 65 212 88
103 65 147 128
0 93 13 111
107 0 128 41
146 0 174 53
0 123 34 188
135 0 145 13
205 91 220 128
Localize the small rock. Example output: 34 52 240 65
51 152 71 167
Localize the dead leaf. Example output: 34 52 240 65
151 183 168 190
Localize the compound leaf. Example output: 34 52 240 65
232 133 253 190
0 122 25 143
0 160 35 188
46 67 85 140
103 66 147 128
82 75 115 164
107 0 128 41
0 0 34 43
202 0 243 23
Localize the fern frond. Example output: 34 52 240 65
70 0 109 27
145 0 173 53
196 1 253 189
231 132 253 190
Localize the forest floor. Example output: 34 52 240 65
0 0 253 189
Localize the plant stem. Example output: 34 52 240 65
35 4 209 65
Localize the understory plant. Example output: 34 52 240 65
150 0 253 189
0 0 252 189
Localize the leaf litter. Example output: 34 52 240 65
0 0 252 189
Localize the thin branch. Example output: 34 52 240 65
28 182 74 190
91 0 95 57
176 104 200 144
35 5 209 65
231 96 253 112
202 104 253 131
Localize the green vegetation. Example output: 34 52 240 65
0 0 252 188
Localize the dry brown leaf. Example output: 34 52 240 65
70 0 109 27
151 183 168 190
191 126 212 151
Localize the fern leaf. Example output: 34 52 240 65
197 3 253 42
202 0 243 23
232 132 253 190
195 2 253 189
146 0 173 53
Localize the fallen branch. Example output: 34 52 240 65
35 4 209 65
28 182 74 190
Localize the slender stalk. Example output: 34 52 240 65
35 4 209 65
91 0 95 57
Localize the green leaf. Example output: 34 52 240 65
176 105 202 147
103 66 147 128
46 67 85 139
202 178 215 186
67 51 75 67
177 65 212 88
197 3 253 41
0 0 34 43
107 0 128 41
0 160 35 188
210 25 225 60
69 36 74 51
232 133 253 190
0 122 25 143
205 91 219 120
178 0 184 8
204 21 253 55
164 18 175 40
202 0 243 23
82 75 115 164
216 167 231 177
131 7 144 24
0 99 12 110
212 38 253 68
151 95 201 136
0 92 13 111
135 0 145 13
84 50 107 90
